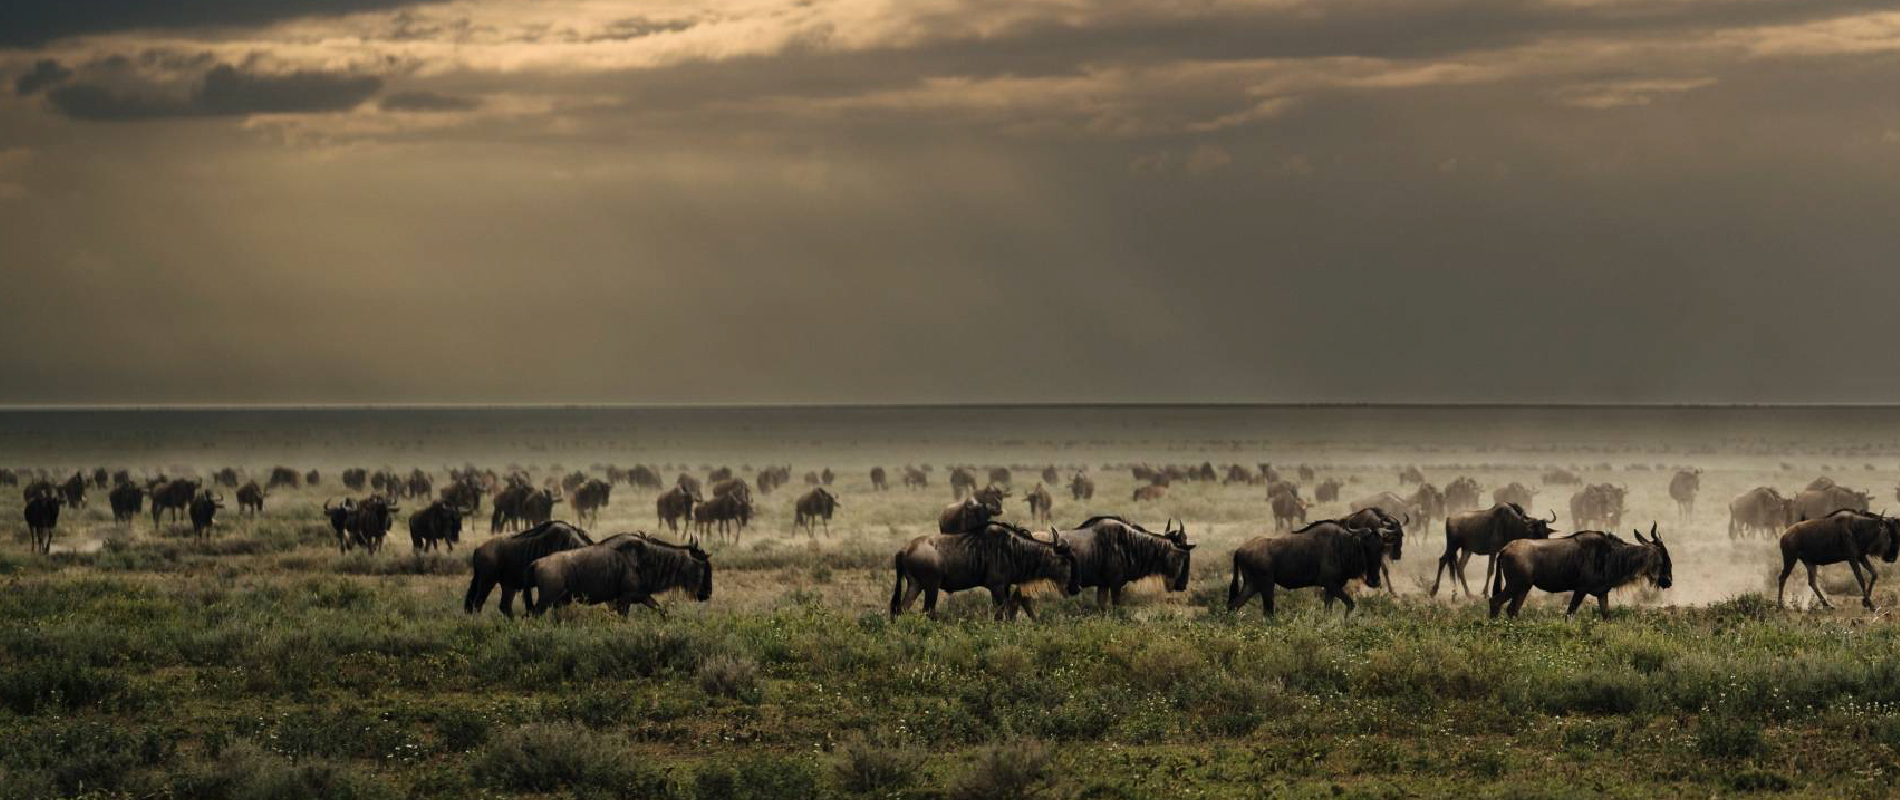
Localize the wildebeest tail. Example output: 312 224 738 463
1490 554 1506 596
1227 552 1242 607
888 554 906 615
463 570 485 614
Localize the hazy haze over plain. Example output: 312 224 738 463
3 1 1899 405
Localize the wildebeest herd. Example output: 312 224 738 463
12 461 1900 619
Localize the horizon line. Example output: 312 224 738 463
4 401 1900 412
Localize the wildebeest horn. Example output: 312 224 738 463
1649 521 1660 542
688 534 699 549
1546 509 1558 522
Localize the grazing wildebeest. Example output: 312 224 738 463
694 493 753 542
342 468 368 492
441 478 483 516
1314 479 1343 503
793 487 840 536
678 473 704 498
949 467 978 499
1542 468 1582 486
407 471 434 501
346 496 400 553
1444 477 1483 513
1227 520 1388 617
710 478 752 502
1068 473 1094 501
708 467 734 484
1132 484 1168 503
1270 492 1309 531
628 465 663 490
1348 492 1418 528
521 489 561 527
1729 487 1794 539
870 467 889 491
1398 466 1425 486
1668 469 1701 521
213 467 239 489
987 467 1011 487
1042 466 1060 485
1776 509 1900 610
1339 507 1407 594
59 472 87 509
1492 482 1537 509
23 489 60 554
1223 464 1256 486
409 500 465 552
266 467 299 490
236 481 266 516
490 482 532 532
324 498 357 553
149 479 200 527
656 486 698 533
1793 483 1872 522
1489 524 1672 618
107 482 145 525
571 479 612 523
1058 516 1193 607
939 495 1003 534
187 490 223 539
1431 504 1558 597
305 469 320 486
903 466 928 489
1569 484 1627 531
889 522 1079 620
464 521 595 616
1024 483 1053 523
526 533 712 617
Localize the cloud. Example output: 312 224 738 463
378 90 480 112
0 0 439 47
1185 144 1234 174
13 58 71 94
45 62 381 121
1548 77 1719 109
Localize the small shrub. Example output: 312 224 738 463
833 733 924 795
1727 769 1792 791
696 754 826 800
946 740 1056 800
698 652 762 702
472 722 670 797
1697 712 1764 760
173 741 397 800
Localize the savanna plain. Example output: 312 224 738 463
3 406 1899 800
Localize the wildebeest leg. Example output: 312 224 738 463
922 586 941 618
1110 585 1124 606
1095 586 1111 608
1596 592 1610 615
498 585 518 618
1848 559 1873 609
1563 591 1587 617
1505 587 1529 618
1805 562 1831 609
1227 570 1258 612
1327 584 1357 617
1013 593 1038 621
1454 550 1475 597
1431 548 1456 596
1260 584 1276 616
1481 554 1498 597
1776 553 1796 608
1382 562 1396 595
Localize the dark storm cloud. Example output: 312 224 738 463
379 90 479 112
45 63 381 120
13 58 70 94
0 0 439 47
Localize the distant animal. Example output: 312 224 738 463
1668 469 1701 521
987 467 1011 486
1729 487 1794 539
1776 510 1900 610
1431 504 1558 597
305 469 321 486
627 465 663 490
187 490 224 538
1057 516 1194 607
1132 484 1168 503
1314 479 1343 503
1224 465 1256 486
793 487 841 536
821 467 835 486
213 467 239 489
694 492 753 542
1492 482 1537 509
1398 466 1425 485
526 533 713 617
1024 483 1053 523
1227 520 1388 617
571 479 612 523
323 498 357 553
949 468 978 499
345 496 400 553
939 495 1004 534
491 482 532 532
59 472 87 508
1489 524 1672 618
708 467 734 484
149 479 201 526
521 489 561 526
268 467 302 489
678 473 703 497
1444 477 1483 512
889 523 1079 620
1542 469 1583 486
23 490 60 554
408 500 466 553
342 468 368 491
236 481 266 516
464 520 595 617
1069 472 1095 501
902 466 929 489
1569 484 1628 531
107 482 145 524
870 467 889 491
1270 492 1309 531
1793 483 1872 522
655 486 698 533
1041 466 1060 485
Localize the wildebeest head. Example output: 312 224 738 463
1631 522 1673 588
685 535 713 601
1160 518 1196 591
1349 526 1386 588
1523 507 1559 539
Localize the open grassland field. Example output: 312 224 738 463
5 405 1900 799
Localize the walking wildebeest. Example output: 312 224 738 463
526 533 712 617
409 500 465 553
1793 483 1872 522
694 492 753 542
1444 477 1482 513
23 489 60 554
236 481 266 516
1489 523 1672 618
188 490 223 539
269 467 301 489
870 467 888 491
1668 469 1701 521
571 479 611 523
342 468 368 491
1431 504 1558 597
324 498 357 553
987 467 1011 487
1024 483 1053 523
1542 468 1582 486
1339 507 1407 594
1042 466 1060 485
903 466 929 489
346 496 400 553
949 467 978 499
1569 484 1627 531
1132 484 1168 503
1314 478 1343 503
1227 520 1388 617
1492 482 1537 510
1069 472 1095 501
889 522 1079 620
108 482 145 525
1057 516 1193 607
1729 487 1794 539
149 479 200 527
793 487 840 536
1399 466 1425 485
521 489 561 527
59 472 87 508
305 469 321 486
1776 509 1900 610
464 520 594 617
656 486 697 533
1270 492 1309 531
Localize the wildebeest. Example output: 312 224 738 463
1492 482 1537 509
939 495 1003 534
342 468 368 492
1339 507 1407 593
694 492 753 542
1776 509 1900 610
213 467 240 489
1398 466 1425 485
803 470 821 486
23 489 60 554
1489 524 1672 618
1024 483 1053 523
1132 484 1168 503
149 478 201 527
90 467 109 488
655 486 698 533
1410 483 1446 532
1729 487 1795 539
268 467 301 490
571 479 612 523
1569 484 1627 531
441 478 483 516
1042 466 1060 485
464 520 595 616
870 467 889 491
305 469 320 486
949 467 978 499
490 482 532 532
526 532 712 617
236 481 266 516
187 490 223 539
324 498 357 553
1542 468 1583 486
1348 491 1417 528
793 487 840 536
1069 472 1094 501
1270 492 1309 531
628 465 663 490
902 466 929 489
987 467 1011 487
1444 477 1483 513
708 467 734 484
1314 478 1343 503
407 471 434 501
1668 469 1701 521
678 473 704 498
1223 464 1256 486
107 482 145 525
710 478 752 502
889 522 1079 620
346 496 400 553
1793 482 1872 522
1431 504 1558 597
0 469 16 486
1227 520 1388 617
1058 516 1193 607
59 471 87 508
408 500 465 552
821 467 835 486
521 489 561 527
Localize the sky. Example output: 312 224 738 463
2 1 1899 406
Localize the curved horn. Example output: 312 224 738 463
1546 509 1558 522
1649 521 1660 542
